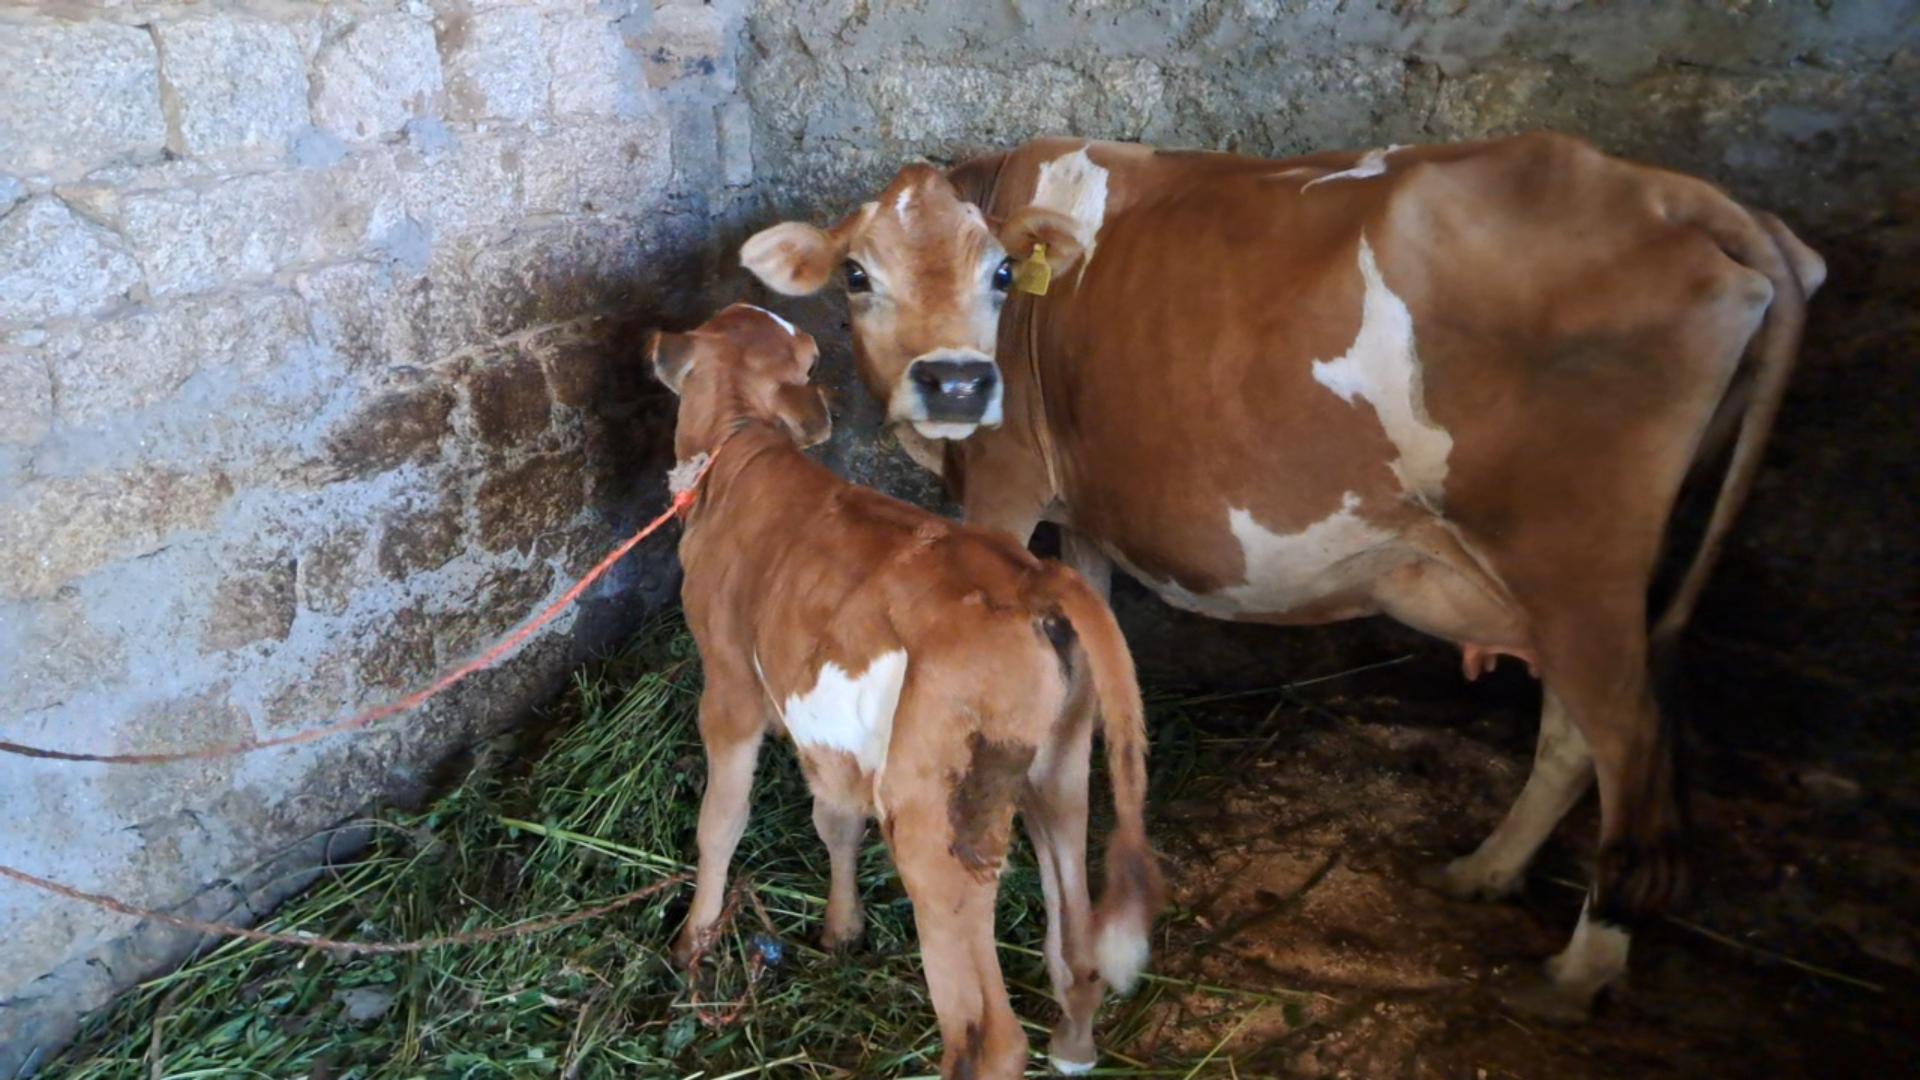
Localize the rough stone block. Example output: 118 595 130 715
0 467 234 601
476 450 588 553
716 100 754 187
378 486 465 580
297 526 368 617
201 553 298 652
305 150 408 262
311 14 446 142
0 197 144 323
397 132 523 244
153 17 309 158
320 381 456 481
120 175 310 297
0 595 129 717
41 290 311 428
0 23 167 176
0 349 52 446
464 349 554 449
356 602 437 692
532 319 649 413
640 1 738 91
295 261 432 374
546 15 646 117
440 564 556 659
522 114 671 214
439 7 553 122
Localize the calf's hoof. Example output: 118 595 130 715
1046 1021 1097 1076
1416 856 1521 903
819 910 866 951
1047 1052 1096 1076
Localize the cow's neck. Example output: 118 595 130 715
943 296 1066 542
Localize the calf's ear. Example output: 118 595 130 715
998 206 1087 279
649 330 700 395
773 384 833 449
741 222 845 297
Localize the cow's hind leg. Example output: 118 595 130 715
1022 680 1104 1073
1499 610 1685 1022
1422 689 1592 901
812 795 867 949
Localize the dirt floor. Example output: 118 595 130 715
1110 638 1914 1079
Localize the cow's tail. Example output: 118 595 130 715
1048 568 1163 994
1650 201 1826 659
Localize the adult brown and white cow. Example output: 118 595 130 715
656 303 1163 1078
739 132 1826 1019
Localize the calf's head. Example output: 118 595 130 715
739 164 1084 443
650 303 831 461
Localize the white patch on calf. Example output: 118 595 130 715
781 650 910 816
893 186 916 218
1114 492 1398 619
1301 145 1402 189
1311 237 1453 503
1031 145 1111 274
742 304 799 338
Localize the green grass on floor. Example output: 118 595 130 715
48 614 1265 1079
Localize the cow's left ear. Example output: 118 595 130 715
998 206 1087 278
650 330 700 395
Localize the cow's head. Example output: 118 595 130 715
739 164 1084 443
650 303 831 461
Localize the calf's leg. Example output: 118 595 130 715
891 797 1029 1080
812 795 867 949
1022 684 1104 1073
674 680 765 966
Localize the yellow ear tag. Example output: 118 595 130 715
1013 243 1052 296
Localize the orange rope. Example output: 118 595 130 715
0 464 709 766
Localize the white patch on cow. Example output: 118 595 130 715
893 186 916 218
1546 899 1631 994
780 650 910 780
1301 145 1403 189
1310 237 1453 502
1114 493 1398 619
910 421 978 441
742 304 799 338
1031 145 1110 275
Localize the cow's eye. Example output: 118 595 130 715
844 260 870 293
992 257 1015 292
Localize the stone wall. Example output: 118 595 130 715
4 0 1916 1070
0 1 753 1067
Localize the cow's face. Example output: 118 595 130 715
651 303 831 461
739 164 1083 443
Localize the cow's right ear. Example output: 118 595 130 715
649 330 700 395
998 206 1087 280
740 222 843 297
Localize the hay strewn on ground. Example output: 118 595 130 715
50 615 1254 1079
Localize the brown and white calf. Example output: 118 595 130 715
739 132 1827 1019
656 303 1163 1078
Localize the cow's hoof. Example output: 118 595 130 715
1047 1052 1097 1076
1495 967 1595 1025
1416 857 1520 902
